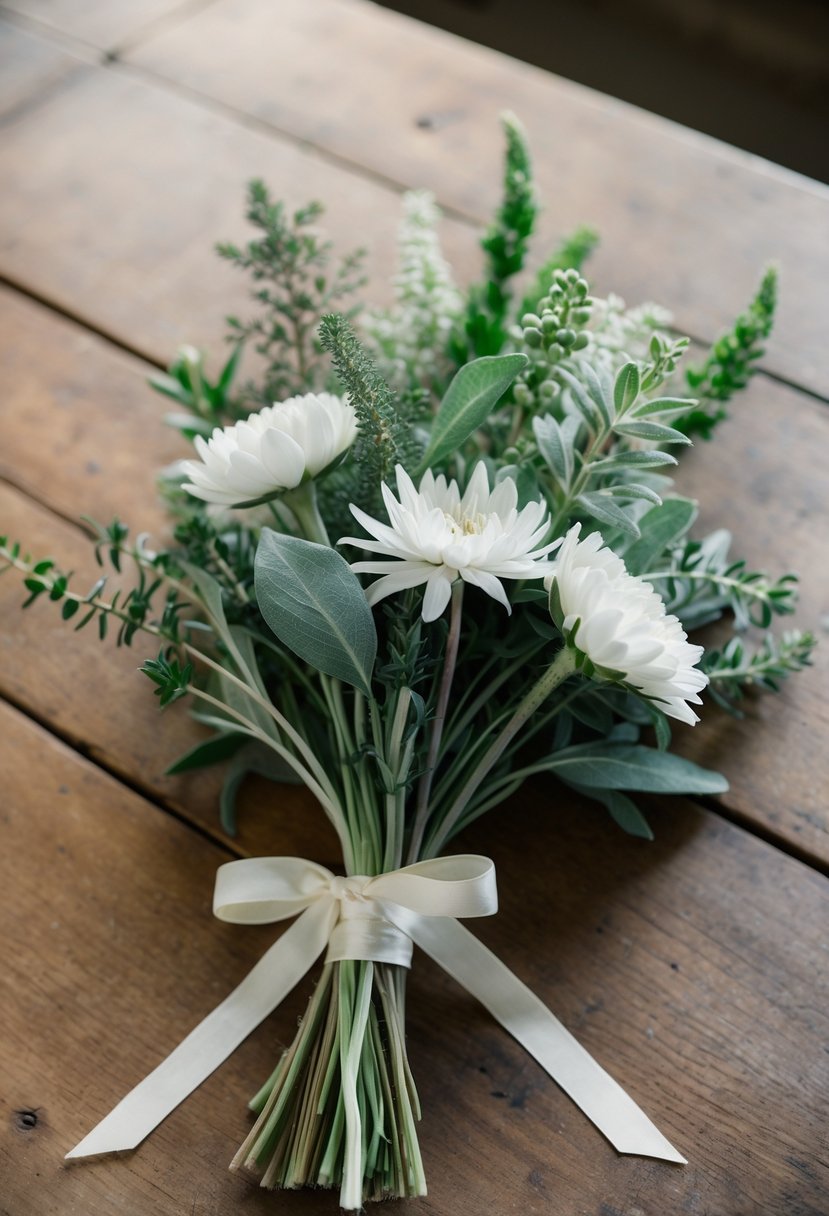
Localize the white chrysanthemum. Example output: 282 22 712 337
341 463 559 622
546 524 708 724
181 392 356 507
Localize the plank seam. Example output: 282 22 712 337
0 686 242 861
696 794 829 879
0 271 167 370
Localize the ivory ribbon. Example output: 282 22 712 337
66 854 685 1165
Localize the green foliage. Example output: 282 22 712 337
535 355 697 539
219 181 366 404
254 530 377 696
150 341 244 433
417 353 528 473
455 114 539 359
319 313 415 501
141 650 193 707
0 526 182 648
681 267 777 438
702 629 815 714
519 225 599 320
643 530 800 631
542 738 728 794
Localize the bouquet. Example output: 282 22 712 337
2 116 813 1209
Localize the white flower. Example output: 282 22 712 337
181 392 357 507
341 463 558 622
546 524 708 724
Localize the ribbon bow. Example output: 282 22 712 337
67 854 684 1165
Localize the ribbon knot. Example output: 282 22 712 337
328 874 371 901
66 853 685 1167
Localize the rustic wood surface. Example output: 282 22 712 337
1 3 827 1215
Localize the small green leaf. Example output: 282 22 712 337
254 530 377 695
630 396 695 419
593 450 677 472
577 493 640 537
533 414 573 486
613 420 692 446
165 732 248 775
418 354 528 472
604 483 662 505
623 498 697 575
614 362 640 414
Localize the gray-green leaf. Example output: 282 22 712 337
543 741 728 794
254 530 377 695
418 354 527 472
577 492 641 537
623 498 697 575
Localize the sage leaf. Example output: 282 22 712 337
623 498 697 575
419 354 527 472
542 740 728 794
254 530 377 695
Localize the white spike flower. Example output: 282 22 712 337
546 524 708 725
341 463 559 622
181 392 357 507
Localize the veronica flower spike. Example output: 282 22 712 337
341 463 560 622
547 524 709 725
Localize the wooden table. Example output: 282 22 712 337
1 2 827 1213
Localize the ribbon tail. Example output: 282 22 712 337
392 909 686 1164
66 898 338 1159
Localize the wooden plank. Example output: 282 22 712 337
125 0 829 397
1 701 827 1214
0 0 207 50
0 17 84 119
0 66 479 364
671 390 829 864
1 285 825 863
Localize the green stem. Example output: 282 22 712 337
285 481 331 546
642 567 773 602
407 581 464 863
187 684 352 864
425 645 578 857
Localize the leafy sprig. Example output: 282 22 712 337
220 182 366 404
319 314 415 502
681 267 777 438
702 629 815 714
643 529 800 630
534 356 696 538
150 342 244 434
455 113 538 360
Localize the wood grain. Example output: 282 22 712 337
1 284 825 863
0 17 84 119
125 0 829 397
1 702 827 1215
0 65 479 364
0 0 209 50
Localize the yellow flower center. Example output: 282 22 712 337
445 511 488 536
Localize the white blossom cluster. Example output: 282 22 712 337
364 190 462 392
581 293 673 374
